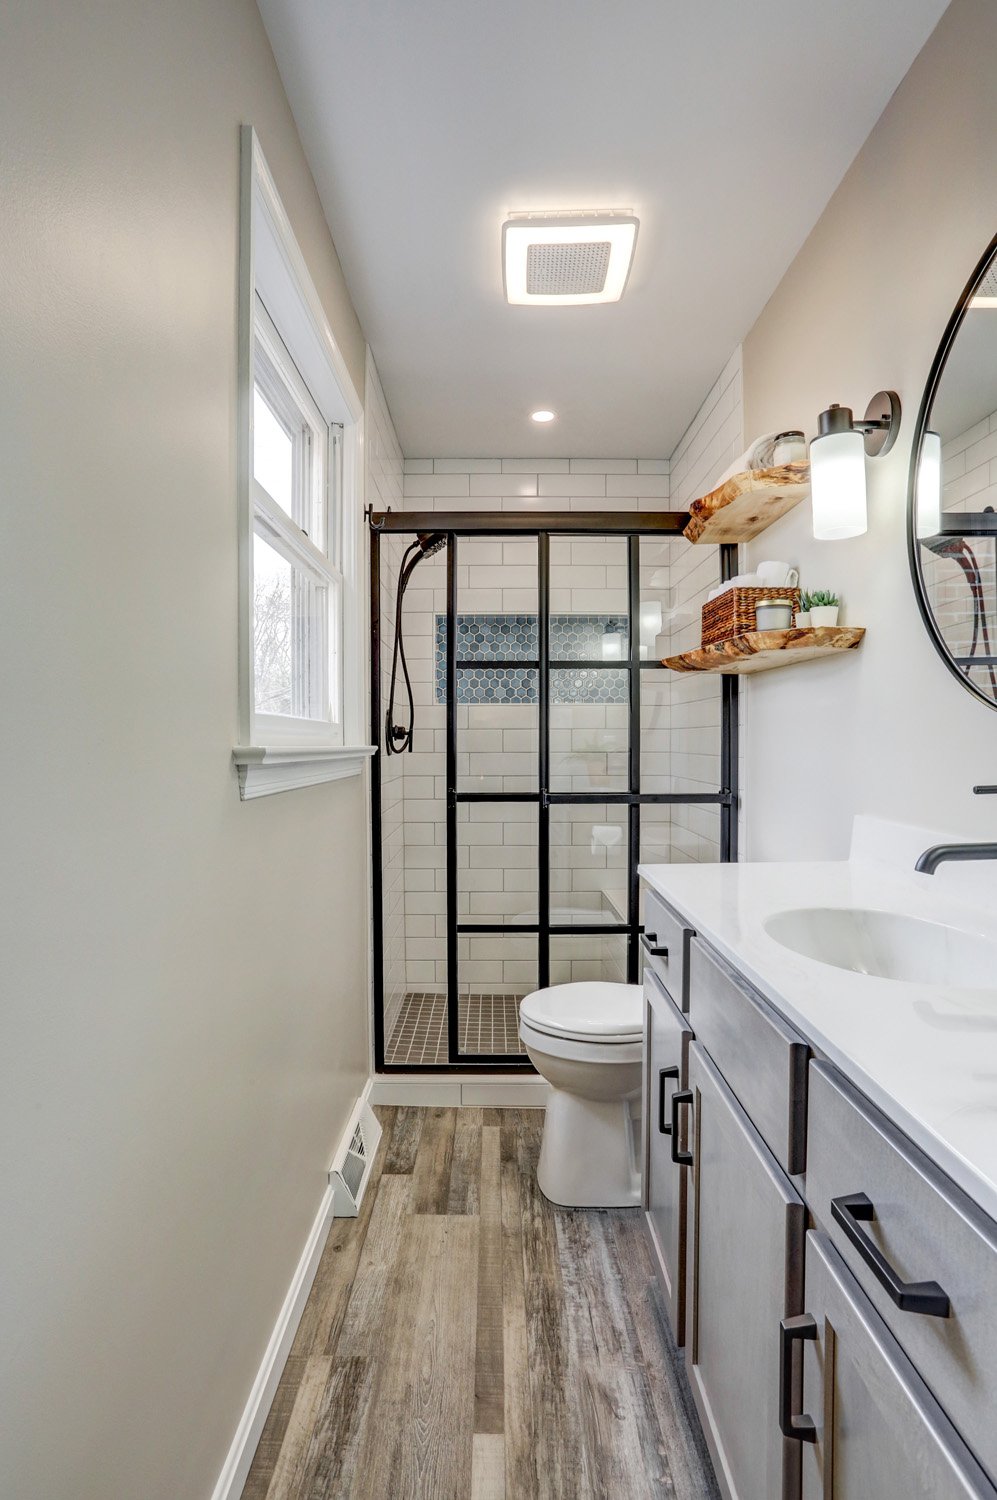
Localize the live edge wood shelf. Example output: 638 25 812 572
683 461 810 543
662 626 865 675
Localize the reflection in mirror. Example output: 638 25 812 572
912 243 997 707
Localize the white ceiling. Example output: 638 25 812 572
258 0 950 459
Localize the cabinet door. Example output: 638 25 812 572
643 969 694 1341
687 1041 806 1500
797 1232 996 1500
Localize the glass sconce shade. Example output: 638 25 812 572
810 428 868 539
638 600 663 660
915 431 942 540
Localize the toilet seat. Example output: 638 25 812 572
519 1016 643 1065
519 981 643 1045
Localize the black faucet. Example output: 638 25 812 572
916 786 997 873
916 842 997 874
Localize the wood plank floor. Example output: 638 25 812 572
241 1107 720 1500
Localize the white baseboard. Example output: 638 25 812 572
210 1182 335 1500
369 1075 549 1108
211 1076 377 1500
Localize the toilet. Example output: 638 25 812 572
519 981 644 1208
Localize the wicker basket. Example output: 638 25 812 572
701 586 801 647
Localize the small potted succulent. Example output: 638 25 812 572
808 590 840 628
795 590 812 629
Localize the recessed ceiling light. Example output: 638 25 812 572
531 409 556 423
503 212 639 306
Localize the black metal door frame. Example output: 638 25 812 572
370 512 738 1073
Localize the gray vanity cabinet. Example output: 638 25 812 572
806 1060 997 1482
686 1040 806 1500
643 968 694 1341
797 1232 996 1500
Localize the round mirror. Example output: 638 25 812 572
909 233 997 709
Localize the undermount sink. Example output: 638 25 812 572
763 906 997 988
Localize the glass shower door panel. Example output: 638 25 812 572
456 933 535 1056
457 801 538 927
550 934 629 989
455 673 538 793
548 536 630 659
549 677 630 791
549 802 628 926
640 668 723 794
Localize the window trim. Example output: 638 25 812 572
235 127 374 797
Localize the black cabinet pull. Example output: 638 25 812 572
640 931 669 960
658 1066 679 1134
831 1193 950 1318
670 1090 693 1165
779 1315 818 1443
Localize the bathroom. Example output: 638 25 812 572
5 1 997 1497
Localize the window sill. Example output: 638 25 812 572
233 743 376 800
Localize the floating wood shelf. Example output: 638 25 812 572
683 461 810 544
662 626 865 675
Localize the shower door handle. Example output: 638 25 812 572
658 1066 679 1134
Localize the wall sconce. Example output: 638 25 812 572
809 391 901 539
638 600 663 660
915 430 942 539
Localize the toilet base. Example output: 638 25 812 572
536 1086 641 1209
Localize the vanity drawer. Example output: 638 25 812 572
641 886 694 1010
687 937 809 1176
807 1060 997 1482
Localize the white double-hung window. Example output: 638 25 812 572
252 302 341 732
234 129 373 798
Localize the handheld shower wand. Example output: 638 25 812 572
385 532 445 754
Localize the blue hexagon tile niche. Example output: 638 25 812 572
435 614 631 704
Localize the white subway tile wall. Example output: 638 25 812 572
664 347 744 863
365 356 407 1043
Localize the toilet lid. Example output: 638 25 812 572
519 982 644 1042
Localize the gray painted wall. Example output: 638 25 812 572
0 3 369 1496
741 0 997 861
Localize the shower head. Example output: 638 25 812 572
416 531 446 559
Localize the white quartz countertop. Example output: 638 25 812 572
639 826 997 1223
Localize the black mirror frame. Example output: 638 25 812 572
907 229 997 713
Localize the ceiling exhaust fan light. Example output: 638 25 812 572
503 214 639 306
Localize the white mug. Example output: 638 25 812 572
756 560 799 588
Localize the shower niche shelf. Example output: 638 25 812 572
683 461 810 543
662 626 865 675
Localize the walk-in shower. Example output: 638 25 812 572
370 509 738 1072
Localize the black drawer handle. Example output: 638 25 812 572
640 931 669 960
779 1315 818 1443
658 1065 679 1134
831 1193 950 1318
670 1090 693 1165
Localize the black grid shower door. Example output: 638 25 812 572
370 513 738 1072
